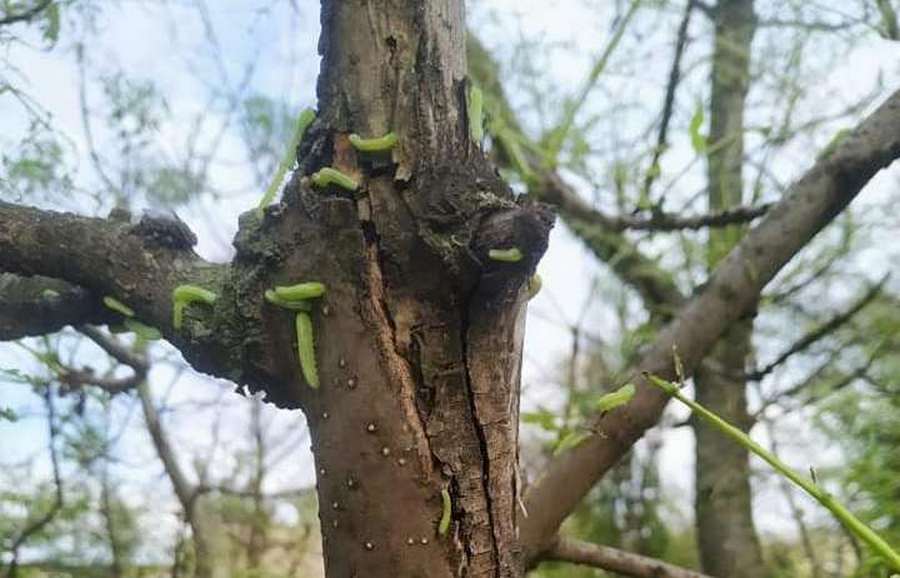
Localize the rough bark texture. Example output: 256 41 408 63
300 4 551 575
693 1 767 576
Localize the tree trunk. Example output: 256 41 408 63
693 1 766 576
286 2 551 576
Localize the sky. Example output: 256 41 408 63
1 0 900 564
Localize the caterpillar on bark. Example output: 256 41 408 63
348 132 398 152
172 285 218 330
266 282 327 389
438 488 452 536
311 167 358 191
467 83 484 143
594 383 636 414
526 274 542 299
295 311 319 389
274 282 326 301
265 289 312 311
488 247 523 263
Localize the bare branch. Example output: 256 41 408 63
757 17 862 32
556 192 772 232
641 0 695 204
468 35 685 317
747 277 885 381
520 88 900 561
0 0 52 27
690 0 715 19
0 273 112 340
79 325 149 372
58 365 143 395
3 386 63 578
540 174 686 317
755 347 881 417
543 537 713 578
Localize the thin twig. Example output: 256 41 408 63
0 0 52 26
544 536 713 578
747 277 886 381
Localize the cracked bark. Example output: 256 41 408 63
1 2 551 576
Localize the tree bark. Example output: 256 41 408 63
693 1 767 576
300 3 551 575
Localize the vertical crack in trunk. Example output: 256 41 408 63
460 297 503 577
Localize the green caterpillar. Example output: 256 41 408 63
266 281 327 389
311 167 358 191
349 132 398 152
438 488 452 536
172 285 218 330
257 108 316 218
264 289 312 311
488 247 523 263
295 311 319 389
594 383 636 414
103 296 134 318
274 282 326 301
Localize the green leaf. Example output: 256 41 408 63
521 410 558 432
0 407 17 422
689 102 707 155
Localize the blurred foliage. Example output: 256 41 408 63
816 297 900 576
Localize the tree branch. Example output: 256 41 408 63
0 273 112 339
3 386 63 578
0 0 52 26
467 35 686 316
539 173 686 315
543 537 713 578
745 277 885 381
0 203 213 337
552 186 772 232
79 325 149 372
641 0 695 204
520 88 900 561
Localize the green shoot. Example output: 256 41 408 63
257 108 316 217
646 372 900 571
